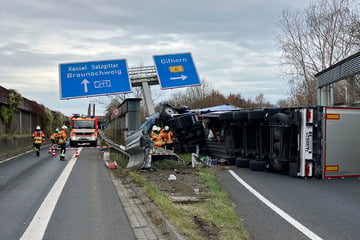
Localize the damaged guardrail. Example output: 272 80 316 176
100 130 182 169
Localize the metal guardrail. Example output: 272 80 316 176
99 131 130 158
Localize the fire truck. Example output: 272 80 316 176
70 114 98 147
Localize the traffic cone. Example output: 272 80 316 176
48 147 52 154
52 149 56 157
75 149 79 158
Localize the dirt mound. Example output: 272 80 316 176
140 160 209 202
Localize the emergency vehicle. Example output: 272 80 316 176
70 114 98 147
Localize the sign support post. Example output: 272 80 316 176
141 81 155 115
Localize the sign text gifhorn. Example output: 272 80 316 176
153 52 200 89
160 58 188 64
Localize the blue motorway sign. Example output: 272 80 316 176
153 52 200 89
59 59 131 99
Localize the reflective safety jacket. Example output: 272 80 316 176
61 129 67 140
50 132 58 141
160 129 174 144
58 132 67 144
151 132 164 147
32 131 45 144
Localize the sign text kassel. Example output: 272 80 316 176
59 59 131 99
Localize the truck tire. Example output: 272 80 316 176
288 162 298 177
236 158 250 168
273 128 280 141
249 160 266 171
160 106 178 121
271 113 290 124
270 159 285 171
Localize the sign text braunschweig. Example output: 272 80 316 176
59 59 131 99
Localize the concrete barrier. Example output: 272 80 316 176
0 135 35 161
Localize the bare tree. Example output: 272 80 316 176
166 79 212 108
254 93 273 107
276 0 360 105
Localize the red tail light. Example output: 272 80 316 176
306 109 312 122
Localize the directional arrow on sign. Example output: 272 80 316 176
81 79 90 92
170 75 188 81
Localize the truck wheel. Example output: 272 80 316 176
288 162 298 177
236 158 250 168
273 128 280 141
249 160 266 171
270 159 285 171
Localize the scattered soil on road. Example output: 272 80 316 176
141 166 208 200
139 159 221 239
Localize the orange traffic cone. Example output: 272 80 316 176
52 149 56 157
48 147 52 154
75 149 79 158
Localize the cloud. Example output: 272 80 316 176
0 0 312 116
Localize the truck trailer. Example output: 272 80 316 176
202 106 360 179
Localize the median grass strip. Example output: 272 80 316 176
112 151 249 240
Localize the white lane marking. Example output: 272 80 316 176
228 170 323 240
20 148 82 240
0 150 33 164
0 144 52 165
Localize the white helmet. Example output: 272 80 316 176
152 125 157 131
62 125 67 129
55 128 59 132
36 126 41 130
165 126 169 131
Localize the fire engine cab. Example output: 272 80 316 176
70 114 98 147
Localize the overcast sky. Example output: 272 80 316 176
0 0 314 116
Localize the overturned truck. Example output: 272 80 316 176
202 106 360 179
125 104 206 169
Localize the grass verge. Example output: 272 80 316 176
111 151 249 240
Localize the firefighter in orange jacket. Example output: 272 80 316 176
160 126 174 150
61 125 68 139
151 125 165 147
32 126 45 156
50 128 59 150
58 129 67 161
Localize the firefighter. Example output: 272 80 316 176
32 126 45 157
61 125 68 139
58 128 67 161
160 126 174 150
49 128 59 155
151 125 164 147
